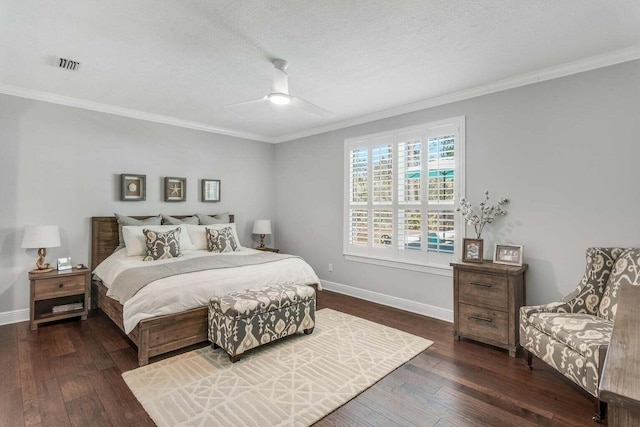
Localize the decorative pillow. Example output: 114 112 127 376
162 214 199 225
186 223 241 250
114 213 161 249
196 212 230 225
206 226 239 253
122 225 193 256
142 228 183 261
598 248 640 321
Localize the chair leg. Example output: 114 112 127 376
592 399 606 423
525 349 533 369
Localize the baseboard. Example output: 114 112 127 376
0 308 29 326
320 279 453 323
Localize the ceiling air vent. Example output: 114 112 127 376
58 57 80 71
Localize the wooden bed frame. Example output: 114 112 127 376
90 214 234 366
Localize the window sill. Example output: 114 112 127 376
343 253 453 277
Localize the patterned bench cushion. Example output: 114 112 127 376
210 284 316 320
527 312 612 358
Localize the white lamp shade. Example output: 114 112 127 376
21 225 61 249
252 220 272 235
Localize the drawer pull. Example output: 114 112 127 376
58 283 64 288
470 282 492 288
469 315 493 323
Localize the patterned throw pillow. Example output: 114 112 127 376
142 228 183 261
206 226 239 253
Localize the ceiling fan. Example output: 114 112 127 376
226 59 332 117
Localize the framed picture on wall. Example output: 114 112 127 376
494 244 524 266
201 179 221 202
120 174 146 201
164 177 186 202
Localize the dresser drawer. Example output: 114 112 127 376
34 274 86 300
458 303 509 345
458 270 508 310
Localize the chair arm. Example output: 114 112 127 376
520 301 572 319
519 302 573 340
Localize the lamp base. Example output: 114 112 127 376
32 248 53 273
29 267 54 274
259 234 266 248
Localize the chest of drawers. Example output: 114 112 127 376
451 261 527 357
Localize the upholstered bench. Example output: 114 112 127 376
208 284 316 363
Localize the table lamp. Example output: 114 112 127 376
252 220 272 248
21 225 61 273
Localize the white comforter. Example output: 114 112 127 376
93 248 321 333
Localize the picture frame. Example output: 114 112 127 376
462 238 483 263
164 177 187 202
201 179 221 202
57 257 72 271
494 244 524 266
120 174 146 201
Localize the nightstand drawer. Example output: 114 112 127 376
458 303 509 345
459 270 508 310
34 275 86 300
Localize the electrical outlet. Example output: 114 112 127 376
328 263 333 272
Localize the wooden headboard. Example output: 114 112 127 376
91 214 235 271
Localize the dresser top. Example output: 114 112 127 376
28 267 89 280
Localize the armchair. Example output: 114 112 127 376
520 247 640 422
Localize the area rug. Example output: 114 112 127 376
122 308 433 426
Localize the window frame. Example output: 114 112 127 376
343 116 465 276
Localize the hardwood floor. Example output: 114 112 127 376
0 290 598 426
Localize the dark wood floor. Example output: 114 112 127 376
0 290 598 427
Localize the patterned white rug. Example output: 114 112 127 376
123 308 433 427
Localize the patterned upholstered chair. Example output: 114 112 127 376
520 247 640 422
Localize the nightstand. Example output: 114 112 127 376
29 267 90 330
255 247 280 253
451 261 527 357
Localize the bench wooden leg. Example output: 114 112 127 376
525 349 533 369
211 342 220 349
229 354 242 363
304 327 314 335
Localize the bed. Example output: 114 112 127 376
90 215 319 366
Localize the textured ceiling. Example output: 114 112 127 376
1 1 640 142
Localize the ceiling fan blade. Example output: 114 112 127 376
225 96 268 108
290 97 333 117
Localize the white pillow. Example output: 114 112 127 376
122 225 194 256
186 223 242 251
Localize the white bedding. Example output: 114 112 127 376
93 248 321 334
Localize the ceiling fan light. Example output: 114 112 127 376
268 93 291 105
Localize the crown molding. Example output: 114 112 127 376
273 45 640 143
1 45 639 144
0 84 278 143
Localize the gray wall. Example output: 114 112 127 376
2 59 639 324
274 59 640 319
0 95 275 320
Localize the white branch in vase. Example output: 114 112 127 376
456 190 509 239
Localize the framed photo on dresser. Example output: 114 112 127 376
494 244 524 266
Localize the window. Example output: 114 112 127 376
344 117 464 273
